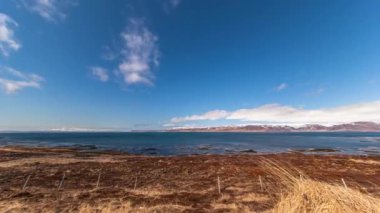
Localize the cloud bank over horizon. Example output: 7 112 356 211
170 100 380 126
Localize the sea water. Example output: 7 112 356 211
0 132 379 156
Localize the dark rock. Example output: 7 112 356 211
240 149 257 153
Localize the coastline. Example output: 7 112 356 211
0 146 379 212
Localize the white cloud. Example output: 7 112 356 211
0 66 43 94
274 83 287 92
90 66 109 82
170 101 380 125
0 13 21 57
23 0 77 22
171 110 229 123
118 18 159 86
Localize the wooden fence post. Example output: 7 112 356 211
58 172 65 191
217 176 221 194
22 175 31 191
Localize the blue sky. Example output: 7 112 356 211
0 0 380 131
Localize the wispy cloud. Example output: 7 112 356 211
170 101 380 126
49 127 119 132
22 0 77 22
168 0 181 8
308 87 325 96
101 45 118 61
163 0 181 12
118 18 159 86
90 66 109 82
368 79 377 85
274 83 287 92
0 66 43 94
0 13 21 57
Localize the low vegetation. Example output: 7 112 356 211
0 147 379 212
263 159 380 213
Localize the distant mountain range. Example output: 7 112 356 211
168 122 380 132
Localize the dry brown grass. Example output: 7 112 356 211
0 201 24 213
261 159 380 213
272 179 380 213
349 158 380 166
210 202 251 212
1 147 379 213
79 202 189 213
236 193 270 203
209 193 251 212
0 156 120 168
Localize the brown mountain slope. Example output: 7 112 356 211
169 122 380 132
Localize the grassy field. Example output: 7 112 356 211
0 146 379 212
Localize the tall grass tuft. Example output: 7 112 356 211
260 158 380 213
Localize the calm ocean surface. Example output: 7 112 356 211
0 132 379 156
